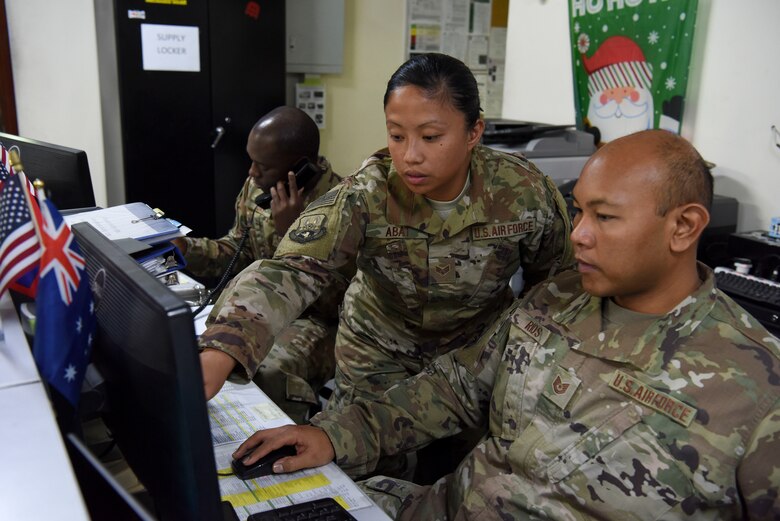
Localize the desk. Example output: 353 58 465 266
0 294 89 520
197 306 389 519
209 381 391 521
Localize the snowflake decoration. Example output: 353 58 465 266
680 12 687 21
633 14 639 22
602 24 609 32
574 22 580 33
648 31 659 45
64 364 77 382
665 76 677 90
577 33 590 53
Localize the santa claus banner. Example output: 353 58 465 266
569 0 698 144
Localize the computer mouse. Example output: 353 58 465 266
231 445 297 480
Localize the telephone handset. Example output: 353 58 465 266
191 159 319 315
255 158 319 210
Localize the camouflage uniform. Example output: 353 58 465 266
200 145 573 414
310 264 780 520
185 157 342 423
181 156 341 277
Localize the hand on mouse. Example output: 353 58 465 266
233 425 335 474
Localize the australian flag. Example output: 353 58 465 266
32 193 96 407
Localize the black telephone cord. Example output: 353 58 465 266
191 200 261 317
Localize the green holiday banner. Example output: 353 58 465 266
569 0 698 144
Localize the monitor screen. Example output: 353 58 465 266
0 132 95 209
65 433 155 521
72 222 223 521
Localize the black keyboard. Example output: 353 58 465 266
714 267 780 309
247 497 356 521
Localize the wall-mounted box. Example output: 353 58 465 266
286 0 345 74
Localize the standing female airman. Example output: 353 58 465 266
199 53 573 478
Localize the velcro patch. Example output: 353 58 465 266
511 313 550 345
472 219 535 240
430 258 456 284
306 189 339 211
609 370 696 427
365 224 426 239
543 365 581 410
288 214 327 243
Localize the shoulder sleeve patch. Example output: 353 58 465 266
306 188 340 211
274 185 351 261
288 214 328 243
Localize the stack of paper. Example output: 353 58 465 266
63 202 185 245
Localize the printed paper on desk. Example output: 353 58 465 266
208 381 374 518
64 202 185 244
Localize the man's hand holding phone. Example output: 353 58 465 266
270 169 307 236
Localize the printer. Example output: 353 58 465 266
482 120 597 184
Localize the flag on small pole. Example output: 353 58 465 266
0 143 42 297
31 181 96 407
0 172 41 296
0 142 96 408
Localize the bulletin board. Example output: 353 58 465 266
406 0 509 118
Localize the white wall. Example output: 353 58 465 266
8 0 779 232
504 0 780 232
316 0 406 175
6 0 107 207
682 0 780 232
504 0 575 125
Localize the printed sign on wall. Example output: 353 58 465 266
141 24 200 72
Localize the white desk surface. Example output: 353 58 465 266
0 294 89 520
211 381 391 521
0 288 388 521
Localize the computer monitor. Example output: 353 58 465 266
64 433 155 521
71 222 227 521
0 132 95 209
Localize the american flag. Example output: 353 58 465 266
0 143 37 198
0 143 15 182
0 142 41 296
33 191 95 406
0 173 41 296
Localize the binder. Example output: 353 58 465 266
63 202 185 245
132 241 186 276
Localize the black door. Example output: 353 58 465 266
113 0 284 238
208 0 285 235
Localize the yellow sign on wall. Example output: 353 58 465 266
146 0 188 5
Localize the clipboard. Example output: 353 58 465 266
63 202 184 244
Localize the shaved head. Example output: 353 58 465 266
596 130 712 215
252 106 319 162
